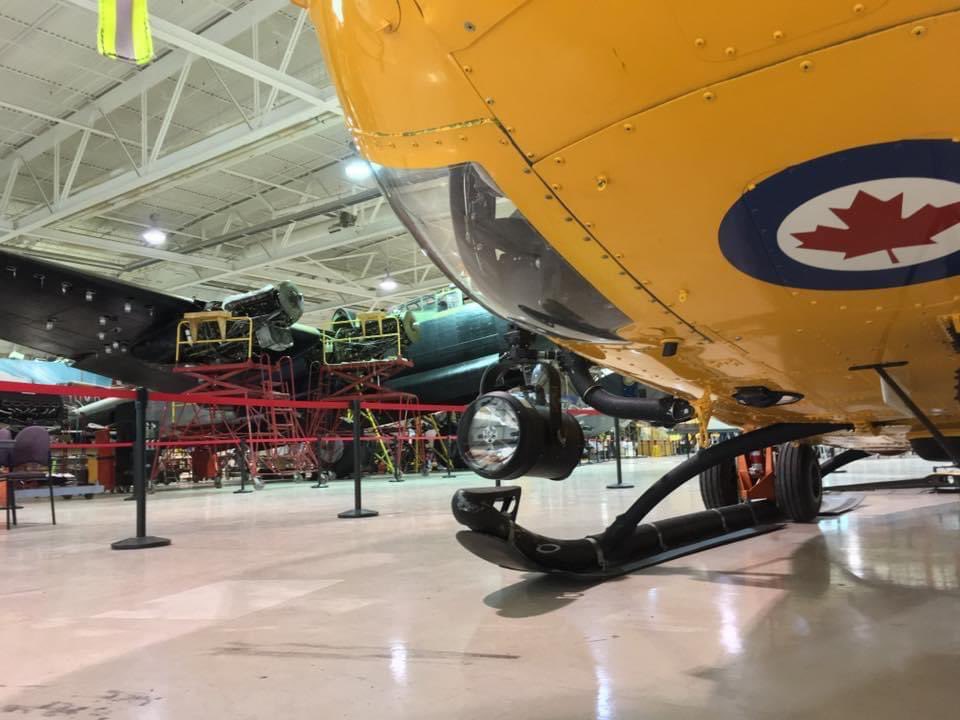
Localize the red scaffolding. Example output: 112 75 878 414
152 354 315 484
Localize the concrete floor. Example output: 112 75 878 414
1 456 958 719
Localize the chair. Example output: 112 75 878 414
2 426 55 529
0 428 12 468
0 427 13 527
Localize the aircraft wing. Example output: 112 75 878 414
0 249 200 391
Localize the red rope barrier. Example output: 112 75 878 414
361 402 466 413
49 434 460 451
0 380 467 413
1 380 600 417
0 380 136 399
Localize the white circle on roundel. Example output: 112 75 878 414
777 177 960 271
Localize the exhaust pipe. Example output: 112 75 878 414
563 352 694 426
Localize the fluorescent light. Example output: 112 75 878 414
379 274 398 291
344 159 373 182
142 227 167 245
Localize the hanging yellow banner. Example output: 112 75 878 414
97 0 154 66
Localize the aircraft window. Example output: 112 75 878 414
375 163 628 343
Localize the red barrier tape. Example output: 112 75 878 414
0 380 466 413
361 402 466 413
1 381 604 417
49 434 460 451
0 380 136 400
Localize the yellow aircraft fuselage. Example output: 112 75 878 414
306 0 960 453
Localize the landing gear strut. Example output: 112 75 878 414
698 442 824 523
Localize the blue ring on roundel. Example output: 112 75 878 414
718 139 960 290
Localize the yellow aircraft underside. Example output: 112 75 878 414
309 0 960 450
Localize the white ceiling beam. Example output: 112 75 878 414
0 156 22 218
149 56 193 164
221 169 323 200
243 269 375 298
60 130 91 203
262 7 308 119
24 228 231 270
157 216 406 291
0 0 292 182
302 279 454 315
63 0 337 113
0 101 334 244
0 99 116 141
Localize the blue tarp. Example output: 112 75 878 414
0 359 111 386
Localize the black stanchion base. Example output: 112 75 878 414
606 483 635 490
312 483 329 489
388 478 405 483
123 495 136 501
337 508 379 519
111 536 172 550
234 488 253 494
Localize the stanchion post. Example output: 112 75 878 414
606 417 634 490
389 425 404 483
338 399 377 518
234 440 253 494
312 436 329 488
443 413 456 478
111 387 172 549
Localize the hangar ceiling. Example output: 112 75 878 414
0 0 450 356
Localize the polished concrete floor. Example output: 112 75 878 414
1 456 957 719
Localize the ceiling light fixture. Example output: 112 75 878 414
379 273 398 292
142 214 167 246
344 159 373 182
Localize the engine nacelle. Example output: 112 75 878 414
221 281 304 327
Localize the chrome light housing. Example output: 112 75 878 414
457 391 584 481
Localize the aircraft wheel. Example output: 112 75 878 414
699 460 739 509
775 443 822 522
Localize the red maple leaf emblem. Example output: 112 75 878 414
792 190 960 264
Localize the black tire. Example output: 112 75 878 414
699 460 740 509
775 443 822 522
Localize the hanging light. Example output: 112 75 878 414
378 273 398 292
97 331 106 341
45 318 56 331
123 299 132 314
85 289 95 302
142 214 167 246
344 159 373 182
98 315 108 326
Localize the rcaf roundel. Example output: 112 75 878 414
719 140 960 290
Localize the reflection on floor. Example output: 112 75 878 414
1 456 957 719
